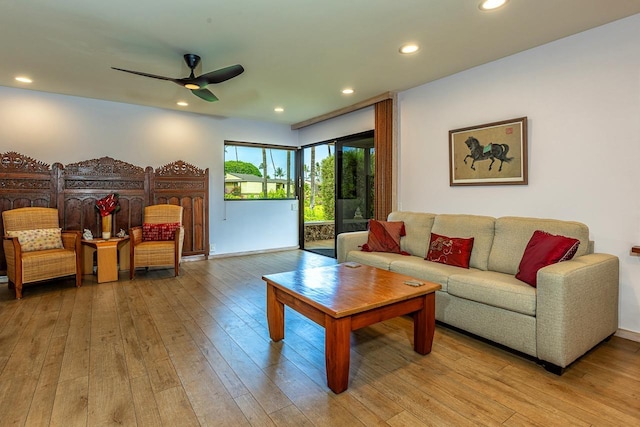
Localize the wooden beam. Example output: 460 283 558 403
290 92 395 130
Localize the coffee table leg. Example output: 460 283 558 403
414 293 436 355
266 284 284 341
325 315 351 394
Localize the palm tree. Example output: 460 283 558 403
309 147 316 209
286 151 291 197
269 149 277 176
275 167 284 179
261 148 268 197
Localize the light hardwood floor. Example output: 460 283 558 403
0 250 638 426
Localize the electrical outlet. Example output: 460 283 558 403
291 203 298 211
211 244 216 253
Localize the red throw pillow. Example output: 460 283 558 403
142 222 180 241
425 232 474 268
515 230 580 287
361 219 409 255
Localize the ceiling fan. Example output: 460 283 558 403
112 54 244 102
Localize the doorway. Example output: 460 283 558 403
301 130 374 258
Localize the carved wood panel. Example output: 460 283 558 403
0 153 210 273
151 160 209 258
60 157 148 238
0 152 58 271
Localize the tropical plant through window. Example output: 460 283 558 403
303 144 333 222
224 142 296 200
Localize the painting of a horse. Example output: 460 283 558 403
463 136 513 172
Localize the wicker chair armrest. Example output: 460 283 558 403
61 230 81 250
2 235 21 254
129 227 143 246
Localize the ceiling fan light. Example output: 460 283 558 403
184 83 200 90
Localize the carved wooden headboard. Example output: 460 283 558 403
0 152 210 273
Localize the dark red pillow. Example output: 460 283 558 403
425 233 474 268
515 230 580 287
142 222 180 241
361 219 409 255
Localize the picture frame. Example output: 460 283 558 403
449 117 528 186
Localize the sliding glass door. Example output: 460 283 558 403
335 131 374 236
300 130 374 257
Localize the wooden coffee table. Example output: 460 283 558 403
262 263 441 393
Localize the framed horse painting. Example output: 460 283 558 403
449 117 528 186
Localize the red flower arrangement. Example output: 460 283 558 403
96 193 120 217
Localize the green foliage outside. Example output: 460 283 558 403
319 155 335 220
304 205 325 221
225 187 292 200
224 160 262 177
302 148 373 222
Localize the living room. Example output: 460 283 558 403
1 2 639 425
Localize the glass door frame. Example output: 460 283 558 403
298 130 374 255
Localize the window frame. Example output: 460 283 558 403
224 140 297 201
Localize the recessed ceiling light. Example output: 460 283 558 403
342 88 354 95
177 101 188 107
274 107 284 113
399 44 419 54
15 76 32 83
479 0 508 11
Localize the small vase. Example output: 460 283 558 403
101 214 112 240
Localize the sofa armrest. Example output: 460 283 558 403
536 253 619 368
336 231 369 263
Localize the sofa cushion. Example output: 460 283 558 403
489 217 590 275
389 256 481 292
361 219 408 254
425 233 474 268
346 250 409 271
430 214 495 271
448 271 537 316
515 230 580 287
143 222 180 241
388 211 436 258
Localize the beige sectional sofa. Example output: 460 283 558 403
337 212 619 373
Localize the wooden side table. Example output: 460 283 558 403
82 236 130 283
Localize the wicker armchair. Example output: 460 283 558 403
129 205 184 279
2 207 82 299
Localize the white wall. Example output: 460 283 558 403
297 107 374 145
0 87 299 255
398 14 640 333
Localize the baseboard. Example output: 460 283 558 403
208 246 300 259
615 328 640 343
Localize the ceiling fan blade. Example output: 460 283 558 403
200 64 245 85
111 67 177 83
191 88 219 102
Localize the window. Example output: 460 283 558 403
224 141 297 200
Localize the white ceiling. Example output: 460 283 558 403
1 1 639 126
